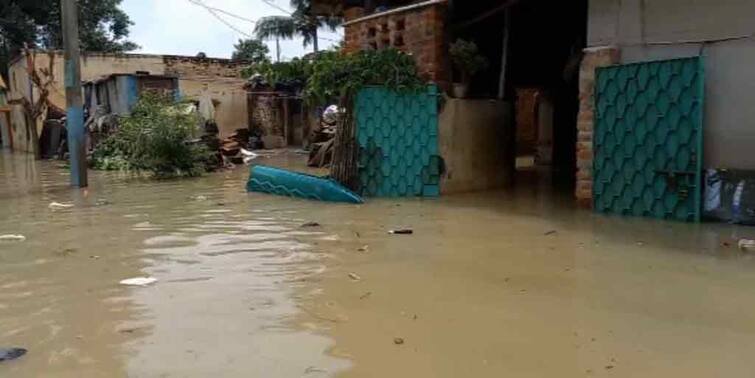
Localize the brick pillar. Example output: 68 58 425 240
576 46 620 208
343 7 365 53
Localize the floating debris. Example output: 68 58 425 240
544 230 558 236
304 366 327 374
0 234 26 242
348 273 362 281
389 229 413 235
48 202 74 210
300 222 321 228
240 148 259 165
738 239 755 251
359 291 372 300
393 337 404 345
0 347 27 362
119 277 158 286
357 245 369 252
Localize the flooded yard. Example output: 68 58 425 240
3 150 755 377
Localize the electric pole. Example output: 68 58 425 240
61 0 87 187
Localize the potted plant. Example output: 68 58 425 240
449 39 489 98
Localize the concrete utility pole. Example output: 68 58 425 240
61 0 87 187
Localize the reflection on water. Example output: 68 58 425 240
0 151 347 377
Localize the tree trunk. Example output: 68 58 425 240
26 112 41 160
276 36 281 62
313 29 319 53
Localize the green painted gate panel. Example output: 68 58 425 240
355 85 441 197
594 57 704 222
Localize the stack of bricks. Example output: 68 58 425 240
342 2 449 86
575 46 620 208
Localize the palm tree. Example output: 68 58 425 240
254 0 342 60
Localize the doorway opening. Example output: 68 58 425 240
506 0 588 196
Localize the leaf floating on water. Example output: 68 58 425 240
0 234 26 242
119 277 158 286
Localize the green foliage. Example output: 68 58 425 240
92 94 212 178
242 48 423 102
243 57 313 89
0 0 137 52
305 49 425 105
232 38 271 64
449 39 489 82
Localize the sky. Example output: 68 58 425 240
120 0 343 60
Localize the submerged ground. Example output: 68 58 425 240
2 150 755 377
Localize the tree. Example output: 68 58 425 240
254 0 342 59
232 38 271 64
0 0 138 79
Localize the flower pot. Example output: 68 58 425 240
452 83 469 98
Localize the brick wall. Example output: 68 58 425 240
576 46 620 208
162 56 247 79
342 3 449 86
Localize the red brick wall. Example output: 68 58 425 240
343 4 449 86
576 46 620 208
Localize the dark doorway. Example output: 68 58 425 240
505 0 588 194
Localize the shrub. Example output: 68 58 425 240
91 94 212 178
305 48 424 105
449 39 489 83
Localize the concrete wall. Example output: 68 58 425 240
7 51 249 152
588 0 755 169
439 98 510 194
179 77 249 137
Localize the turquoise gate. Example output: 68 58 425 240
593 57 705 222
355 86 441 197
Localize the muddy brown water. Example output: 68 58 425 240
2 150 755 377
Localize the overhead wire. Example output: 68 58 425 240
260 0 293 15
187 0 255 37
187 0 342 44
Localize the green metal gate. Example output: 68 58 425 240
355 85 441 197
593 57 704 222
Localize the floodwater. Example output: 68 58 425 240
2 150 755 377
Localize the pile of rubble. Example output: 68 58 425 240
218 128 259 166
307 105 339 168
